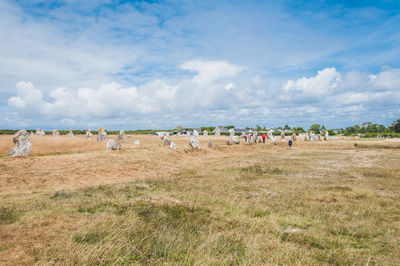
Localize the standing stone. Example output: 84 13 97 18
86 128 93 139
169 141 176 149
215 129 220 137
280 132 285 139
186 131 191 137
305 132 310 141
208 138 212 147
268 132 277 145
310 133 318 141
163 135 170 144
97 128 107 142
30 131 34 136
106 139 120 150
35 128 45 136
203 130 208 136
232 136 240 144
9 130 32 157
189 136 200 149
52 129 59 136
229 128 235 137
118 130 125 143
193 129 199 137
324 131 329 141
68 129 74 138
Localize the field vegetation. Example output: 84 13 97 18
0 135 399 264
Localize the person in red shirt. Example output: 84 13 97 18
262 133 266 143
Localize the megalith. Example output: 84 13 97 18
9 130 32 157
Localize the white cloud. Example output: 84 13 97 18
180 60 245 87
370 69 400 90
283 67 340 96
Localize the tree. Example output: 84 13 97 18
283 124 290 131
310 124 321 134
391 119 400 133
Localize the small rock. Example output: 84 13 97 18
134 140 140 145
284 227 303 234
169 141 176 149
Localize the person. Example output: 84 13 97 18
288 139 293 148
262 133 266 143
244 134 247 143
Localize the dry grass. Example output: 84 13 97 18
0 135 399 265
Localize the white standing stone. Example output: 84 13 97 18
203 130 208 136
163 136 170 144
193 129 199 137
86 128 93 139
68 129 74 138
229 128 235 137
189 136 200 149
208 138 212 147
215 129 220 137
97 128 107 142
106 139 121 150
169 141 176 149
268 132 277 145
118 130 125 143
35 128 45 136
9 130 32 157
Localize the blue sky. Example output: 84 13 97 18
1 0 399 130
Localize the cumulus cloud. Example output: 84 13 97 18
5 65 400 129
180 60 245 87
7 60 244 124
283 67 340 96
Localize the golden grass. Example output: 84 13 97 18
0 135 399 264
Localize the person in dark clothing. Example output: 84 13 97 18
288 139 293 148
262 133 266 143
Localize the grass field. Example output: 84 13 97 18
0 135 399 264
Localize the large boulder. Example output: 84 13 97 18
9 130 32 157
97 128 107 142
232 136 240 144
106 139 120 150
118 130 125 143
189 136 200 149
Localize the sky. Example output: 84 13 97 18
1 0 400 130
